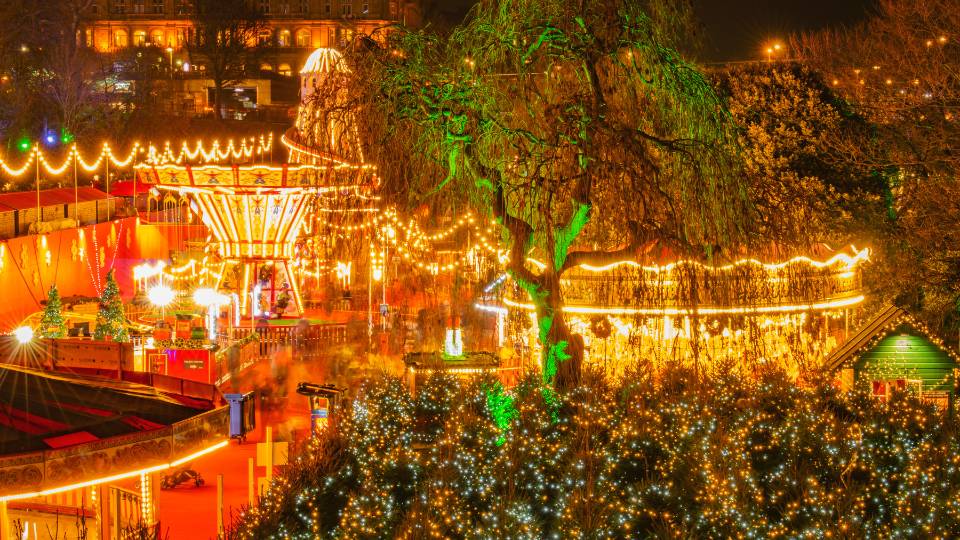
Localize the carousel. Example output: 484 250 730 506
480 244 870 377
135 48 379 318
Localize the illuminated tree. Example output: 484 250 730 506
366 0 748 389
232 369 960 538
40 284 66 339
713 64 887 245
94 270 129 342
797 0 960 333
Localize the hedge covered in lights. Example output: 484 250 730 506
230 369 960 538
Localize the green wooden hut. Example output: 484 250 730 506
826 305 958 409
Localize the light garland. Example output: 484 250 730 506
0 439 228 503
0 135 276 180
144 134 274 165
497 294 866 316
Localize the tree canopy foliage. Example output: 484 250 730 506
797 0 960 333
713 64 887 247
189 0 269 121
344 0 750 388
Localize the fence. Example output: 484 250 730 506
229 323 349 358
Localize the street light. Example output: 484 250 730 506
148 284 176 324
765 42 783 62
166 47 174 79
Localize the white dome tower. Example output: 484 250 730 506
299 48 348 104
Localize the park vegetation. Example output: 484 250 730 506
231 368 960 538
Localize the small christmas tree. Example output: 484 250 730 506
94 270 129 342
40 285 66 339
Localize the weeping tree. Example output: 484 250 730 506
361 0 748 389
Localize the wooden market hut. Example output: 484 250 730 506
826 305 959 409
0 187 117 239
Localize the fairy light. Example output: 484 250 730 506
0 439 228 503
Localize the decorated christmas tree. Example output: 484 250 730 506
40 285 66 339
94 270 129 342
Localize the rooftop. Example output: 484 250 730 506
0 364 211 455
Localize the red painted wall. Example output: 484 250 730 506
148 348 214 384
0 217 175 331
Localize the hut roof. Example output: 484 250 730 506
0 187 113 212
0 364 211 454
825 305 959 372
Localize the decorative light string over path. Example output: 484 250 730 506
0 134 276 180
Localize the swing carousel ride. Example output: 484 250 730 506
135 48 380 317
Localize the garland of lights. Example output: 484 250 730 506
0 135 276 180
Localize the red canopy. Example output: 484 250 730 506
109 180 154 197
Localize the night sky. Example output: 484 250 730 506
421 0 876 61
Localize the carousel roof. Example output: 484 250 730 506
482 244 868 315
300 47 348 75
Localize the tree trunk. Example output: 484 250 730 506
527 271 583 391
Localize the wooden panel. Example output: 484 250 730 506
854 330 956 392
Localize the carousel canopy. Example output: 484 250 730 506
300 47 348 75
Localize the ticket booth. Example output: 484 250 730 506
296 383 344 436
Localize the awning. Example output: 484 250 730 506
110 180 155 197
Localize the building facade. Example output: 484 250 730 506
82 0 420 77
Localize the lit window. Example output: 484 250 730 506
278 30 291 47
133 31 147 47
278 63 292 76
296 29 311 47
114 30 129 48
258 30 273 46
151 30 165 46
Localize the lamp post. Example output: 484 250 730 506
148 284 175 326
195 288 229 342
166 47 174 79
